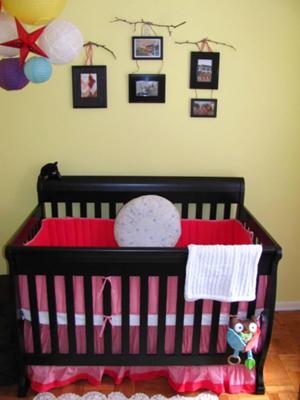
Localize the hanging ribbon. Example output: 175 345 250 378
99 315 112 337
141 22 158 36
197 39 213 52
85 43 94 65
98 276 113 337
99 276 112 297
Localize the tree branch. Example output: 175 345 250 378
111 17 186 36
175 38 237 51
83 41 117 59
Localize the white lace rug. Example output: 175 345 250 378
33 392 219 400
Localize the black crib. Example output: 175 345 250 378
5 173 282 396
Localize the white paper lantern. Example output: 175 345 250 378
0 13 19 57
39 20 83 65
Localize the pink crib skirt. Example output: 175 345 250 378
22 218 261 394
28 364 256 394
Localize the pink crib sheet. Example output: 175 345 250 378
21 218 262 394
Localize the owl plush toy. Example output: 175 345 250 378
227 316 261 369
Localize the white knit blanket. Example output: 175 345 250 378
184 244 263 302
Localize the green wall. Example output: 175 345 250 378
1 0 300 302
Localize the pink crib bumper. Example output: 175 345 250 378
25 218 253 248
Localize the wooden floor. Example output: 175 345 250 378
0 311 299 400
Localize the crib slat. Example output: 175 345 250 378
139 276 148 354
46 275 59 354
51 202 58 218
224 203 231 219
121 275 130 355
247 300 257 319
80 202 87 217
94 203 102 218
248 274 260 319
181 203 188 219
103 277 112 355
209 203 217 220
196 203 203 219
174 276 185 354
109 202 116 218
41 202 46 219
27 275 41 354
64 276 76 354
209 301 221 354
226 302 240 353
157 275 167 354
192 299 203 354
84 275 94 354
66 202 73 217
229 302 239 316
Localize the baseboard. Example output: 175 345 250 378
275 301 300 311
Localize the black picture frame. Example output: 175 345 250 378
132 36 163 60
129 74 165 103
191 98 218 118
190 52 220 89
72 66 107 108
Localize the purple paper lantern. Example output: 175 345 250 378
0 58 29 90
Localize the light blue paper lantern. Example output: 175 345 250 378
24 56 52 83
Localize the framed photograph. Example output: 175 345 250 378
72 66 107 108
190 52 220 89
129 74 165 103
191 99 218 118
132 36 163 60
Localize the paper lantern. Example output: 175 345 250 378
2 0 67 26
0 58 29 90
39 20 83 65
0 13 19 57
24 56 52 83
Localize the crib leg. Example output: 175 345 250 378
17 374 29 397
255 364 265 395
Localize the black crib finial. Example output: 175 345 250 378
40 162 61 180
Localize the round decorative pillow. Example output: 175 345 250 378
114 195 181 247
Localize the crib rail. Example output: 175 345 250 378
9 245 279 276
6 205 43 246
11 265 248 366
37 176 245 220
8 245 280 349
25 354 230 366
240 206 282 248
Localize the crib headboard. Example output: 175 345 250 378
37 175 245 220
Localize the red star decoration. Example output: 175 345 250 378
0 18 48 65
